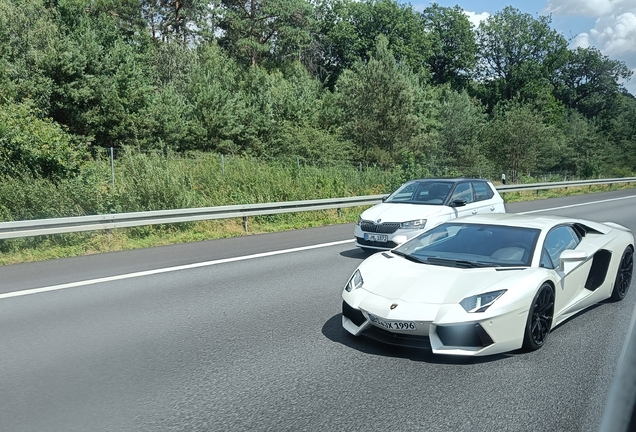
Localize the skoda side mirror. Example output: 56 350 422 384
450 199 467 207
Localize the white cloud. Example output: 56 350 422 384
546 0 636 94
572 32 592 48
544 0 612 17
587 12 636 94
544 0 632 17
590 12 636 57
464 11 490 28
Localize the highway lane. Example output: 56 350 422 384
1 189 635 431
2 188 634 294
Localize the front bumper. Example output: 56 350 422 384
341 299 527 356
353 225 419 251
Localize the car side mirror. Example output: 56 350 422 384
559 249 587 273
450 199 467 207
381 196 388 202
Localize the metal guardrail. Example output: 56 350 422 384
496 177 636 193
1 177 635 240
0 195 385 240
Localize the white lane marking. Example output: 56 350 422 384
0 239 354 299
519 194 636 214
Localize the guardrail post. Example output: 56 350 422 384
337 208 342 218
243 216 248 232
110 147 115 188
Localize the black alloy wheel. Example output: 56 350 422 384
523 283 555 351
611 246 634 301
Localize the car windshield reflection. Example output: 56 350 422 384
393 222 541 267
385 180 453 205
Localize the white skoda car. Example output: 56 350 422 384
354 178 506 251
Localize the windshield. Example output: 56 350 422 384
393 222 540 267
385 181 453 205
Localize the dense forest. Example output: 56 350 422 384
1 0 635 186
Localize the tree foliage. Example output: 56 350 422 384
484 101 564 180
474 7 569 108
553 47 633 120
0 0 635 184
420 3 477 90
217 0 314 67
316 0 428 87
434 89 487 175
0 102 87 179
335 36 436 167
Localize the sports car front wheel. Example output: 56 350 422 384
522 283 554 351
610 246 634 301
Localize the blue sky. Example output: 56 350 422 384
412 0 636 95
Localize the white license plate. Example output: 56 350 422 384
367 313 416 331
364 233 388 242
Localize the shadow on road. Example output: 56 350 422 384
338 247 373 260
321 313 511 365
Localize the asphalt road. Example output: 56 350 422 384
1 189 636 432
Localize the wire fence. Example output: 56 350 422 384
93 146 580 188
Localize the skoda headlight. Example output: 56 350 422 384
400 219 427 230
460 290 506 313
345 269 364 292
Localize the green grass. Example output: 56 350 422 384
1 182 634 266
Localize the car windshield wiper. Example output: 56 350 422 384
392 250 430 264
424 257 496 268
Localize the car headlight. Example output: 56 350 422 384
400 219 427 229
460 290 506 313
345 269 364 292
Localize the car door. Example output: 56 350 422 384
471 181 504 214
448 182 480 218
540 225 592 317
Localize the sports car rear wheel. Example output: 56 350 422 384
610 246 634 301
522 283 554 351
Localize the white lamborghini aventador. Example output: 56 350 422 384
342 213 634 356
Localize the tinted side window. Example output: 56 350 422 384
473 182 494 201
388 182 418 202
543 226 580 266
450 183 474 203
540 248 555 269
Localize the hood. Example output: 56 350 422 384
360 203 449 223
357 252 526 304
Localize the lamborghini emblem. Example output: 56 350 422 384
390 303 398 310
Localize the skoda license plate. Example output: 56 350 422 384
364 233 388 243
